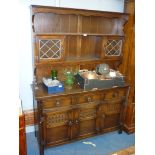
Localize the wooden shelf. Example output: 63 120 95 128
36 58 102 66
34 33 125 38
35 57 121 67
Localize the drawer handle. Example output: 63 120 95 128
87 97 92 102
113 92 119 98
55 100 61 107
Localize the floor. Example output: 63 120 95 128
26 131 135 155
109 146 135 155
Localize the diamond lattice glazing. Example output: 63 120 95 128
104 40 122 56
39 39 62 59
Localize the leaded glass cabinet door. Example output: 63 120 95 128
102 37 124 60
104 39 122 56
35 35 65 63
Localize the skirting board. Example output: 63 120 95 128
24 109 37 127
24 109 37 133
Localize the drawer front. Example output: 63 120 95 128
103 88 127 100
42 96 72 109
77 92 100 104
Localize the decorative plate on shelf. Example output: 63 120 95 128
96 63 110 75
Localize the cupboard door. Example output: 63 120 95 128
70 108 80 139
96 104 106 133
43 109 72 146
99 98 123 131
78 102 98 138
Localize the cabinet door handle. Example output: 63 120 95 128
75 120 79 124
68 120 73 126
39 117 44 124
102 114 105 118
87 97 92 102
55 100 61 107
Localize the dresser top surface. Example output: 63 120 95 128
32 83 129 100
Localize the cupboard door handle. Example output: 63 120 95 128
39 117 44 124
68 120 73 126
55 100 61 107
87 97 92 102
75 120 79 124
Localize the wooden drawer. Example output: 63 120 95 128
42 96 72 109
103 89 126 100
77 92 100 104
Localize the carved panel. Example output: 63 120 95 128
79 109 96 120
46 113 68 128
104 113 120 128
102 103 121 114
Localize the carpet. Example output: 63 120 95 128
26 131 135 155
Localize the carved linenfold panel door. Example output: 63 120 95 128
96 99 123 133
96 104 106 133
44 109 72 146
104 104 121 128
78 102 98 137
70 108 80 139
